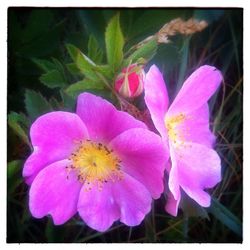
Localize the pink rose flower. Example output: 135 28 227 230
23 92 166 231
114 64 145 98
144 65 222 216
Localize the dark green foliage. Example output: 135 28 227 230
87 35 104 64
24 89 52 121
39 70 66 88
208 198 242 237
7 8 242 243
105 14 124 72
8 112 30 146
125 38 158 65
65 79 105 98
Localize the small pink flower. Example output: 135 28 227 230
114 64 145 98
144 65 222 216
23 93 166 232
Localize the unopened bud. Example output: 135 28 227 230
114 64 145 98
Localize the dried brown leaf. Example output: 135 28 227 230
157 18 208 43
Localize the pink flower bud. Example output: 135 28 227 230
114 64 145 98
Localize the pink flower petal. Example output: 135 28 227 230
144 65 169 140
181 186 211 207
76 92 147 143
23 112 88 184
176 142 221 206
77 183 120 232
29 159 82 225
128 70 141 96
168 65 223 116
165 191 180 217
168 143 181 201
112 173 152 226
109 128 167 199
177 104 216 148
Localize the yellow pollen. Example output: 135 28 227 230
67 140 123 190
165 113 186 146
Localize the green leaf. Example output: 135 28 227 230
66 44 113 83
32 58 57 72
8 111 29 127
126 38 157 64
66 63 83 75
66 44 99 81
208 198 242 237
176 37 191 93
8 112 30 146
25 89 52 120
75 10 105 47
88 35 104 64
60 90 75 112
65 79 104 98
180 192 209 219
105 14 124 71
7 160 23 179
7 160 24 195
95 64 113 80
39 69 66 88
51 58 65 72
49 97 62 110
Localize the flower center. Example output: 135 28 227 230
165 113 186 146
67 140 122 191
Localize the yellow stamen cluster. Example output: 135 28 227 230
67 140 122 191
165 113 187 147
